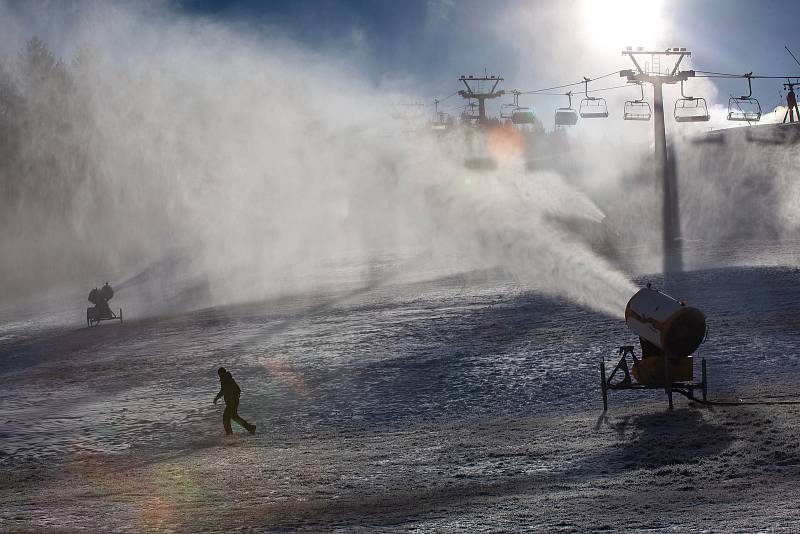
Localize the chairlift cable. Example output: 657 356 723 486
695 70 800 79
437 90 459 102
516 69 623 95
588 82 637 93
515 83 634 98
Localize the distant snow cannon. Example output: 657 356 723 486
600 284 709 410
86 282 123 327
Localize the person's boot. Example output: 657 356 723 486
248 424 256 435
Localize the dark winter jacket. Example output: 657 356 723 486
219 372 241 403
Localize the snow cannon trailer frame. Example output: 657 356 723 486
600 345 707 411
87 307 123 327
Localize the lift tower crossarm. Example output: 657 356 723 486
458 74 505 126
622 48 691 77
622 70 694 86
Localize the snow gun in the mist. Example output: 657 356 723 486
600 283 709 410
87 282 123 327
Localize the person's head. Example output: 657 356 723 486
217 367 226 377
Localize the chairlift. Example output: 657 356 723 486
674 80 710 122
554 91 579 126
727 73 761 122
511 108 537 125
460 101 480 125
579 77 609 118
431 111 452 131
505 90 537 125
500 102 516 120
430 98 452 131
623 82 652 121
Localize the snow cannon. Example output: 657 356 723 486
624 283 706 361
86 282 122 327
600 284 709 410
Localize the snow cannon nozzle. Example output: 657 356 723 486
624 285 706 360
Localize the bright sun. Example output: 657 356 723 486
581 0 665 50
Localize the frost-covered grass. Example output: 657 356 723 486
2 265 800 532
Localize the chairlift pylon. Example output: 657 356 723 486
727 73 762 122
554 91 579 126
623 82 652 121
579 77 609 119
674 79 710 123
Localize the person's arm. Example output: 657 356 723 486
214 388 223 404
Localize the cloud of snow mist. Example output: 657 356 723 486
484 0 800 274
0 1 639 318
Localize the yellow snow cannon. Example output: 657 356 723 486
600 283 708 410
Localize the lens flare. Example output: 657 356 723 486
259 356 309 396
486 125 524 160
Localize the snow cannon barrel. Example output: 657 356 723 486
624 285 706 360
100 283 114 302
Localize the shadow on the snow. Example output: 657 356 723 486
308 291 623 426
587 407 733 472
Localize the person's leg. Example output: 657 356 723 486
223 405 233 435
232 412 255 432
228 397 255 432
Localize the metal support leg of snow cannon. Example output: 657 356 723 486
600 360 608 411
664 355 674 410
701 358 707 401
609 346 635 385
600 346 639 410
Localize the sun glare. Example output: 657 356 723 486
581 0 665 50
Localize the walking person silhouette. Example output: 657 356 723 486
214 367 256 435
784 84 800 123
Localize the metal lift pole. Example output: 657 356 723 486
652 80 682 274
652 78 666 222
622 48 692 275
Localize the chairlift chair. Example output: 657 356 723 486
499 103 514 120
554 91 579 126
504 90 538 125
674 80 710 123
623 82 652 121
431 111 451 131
511 107 537 124
727 73 762 122
460 101 480 125
579 77 609 118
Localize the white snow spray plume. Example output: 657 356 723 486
0 1 638 318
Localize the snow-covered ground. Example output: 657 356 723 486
2 245 800 532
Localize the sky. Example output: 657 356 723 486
4 0 800 125
172 0 800 113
